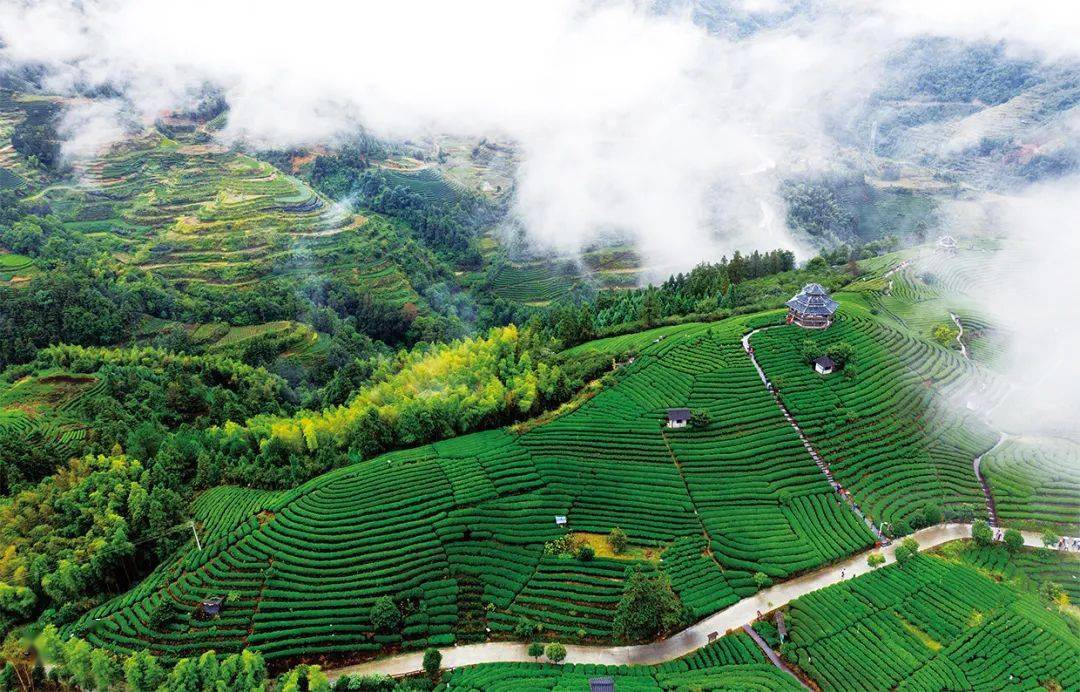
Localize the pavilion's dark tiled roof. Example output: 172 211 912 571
814 356 836 369
667 408 691 421
786 283 839 316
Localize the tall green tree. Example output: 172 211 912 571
90 649 120 691
612 566 683 642
165 657 200 692
124 650 165 692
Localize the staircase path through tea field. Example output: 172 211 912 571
741 328 888 544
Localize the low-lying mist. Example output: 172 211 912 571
4 0 1067 270
1 0 1078 437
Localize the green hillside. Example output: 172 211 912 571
441 551 1079 691
439 629 800 691
785 553 1078 691
35 134 432 306
72 312 889 661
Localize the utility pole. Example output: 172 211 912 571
190 521 203 551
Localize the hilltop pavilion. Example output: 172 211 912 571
785 283 839 329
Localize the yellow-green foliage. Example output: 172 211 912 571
242 324 563 453
0 455 146 605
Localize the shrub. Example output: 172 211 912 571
145 600 180 630
1041 529 1059 548
867 553 885 568
1040 581 1067 606
825 342 854 368
890 519 913 538
577 545 595 562
527 642 545 661
123 650 165 692
1003 529 1024 553
933 323 960 348
944 505 976 523
608 527 627 554
921 504 943 527
971 520 993 546
513 617 541 639
753 572 770 590
544 534 579 557
753 620 780 648
545 643 567 664
369 596 402 633
895 537 919 567
422 648 441 681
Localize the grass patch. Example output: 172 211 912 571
570 532 662 562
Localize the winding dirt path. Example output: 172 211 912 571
324 525 1063 680
973 433 1008 527
948 310 1002 525
949 312 969 359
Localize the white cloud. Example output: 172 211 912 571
57 98 129 162
0 0 890 271
1 0 1078 439
952 178 1080 436
867 0 1080 62
0 0 1076 277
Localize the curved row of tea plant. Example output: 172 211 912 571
438 630 800 691
979 437 1080 532
750 304 996 526
785 554 1078 691
70 316 872 661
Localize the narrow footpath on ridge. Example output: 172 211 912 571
949 312 969 359
325 525 1064 681
973 433 1007 527
948 310 1004 527
741 327 888 544
742 624 811 690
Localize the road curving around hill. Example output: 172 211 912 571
325 524 1067 680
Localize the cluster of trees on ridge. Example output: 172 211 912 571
265 144 495 269
0 325 607 642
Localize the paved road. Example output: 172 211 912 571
325 524 1063 680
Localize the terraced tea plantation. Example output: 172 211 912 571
31 126 432 308
440 630 800 690
785 554 1079 691
0 370 102 461
73 315 878 661
946 540 1080 603
750 301 997 526
0 91 57 190
979 437 1080 532
54 245 1076 683
487 262 579 304
0 251 36 284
